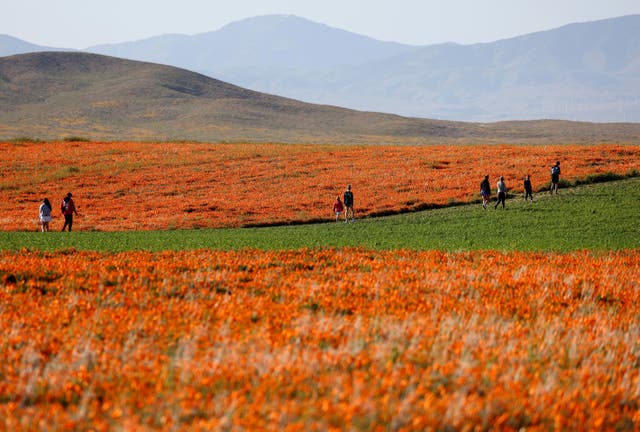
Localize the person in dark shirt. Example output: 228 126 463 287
480 175 491 209
550 161 561 195
524 175 533 202
343 185 354 222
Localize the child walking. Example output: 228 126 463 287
333 196 344 222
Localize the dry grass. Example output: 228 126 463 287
2 52 640 144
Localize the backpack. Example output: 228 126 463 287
61 200 68 214
551 165 560 176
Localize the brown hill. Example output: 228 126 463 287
1 52 639 144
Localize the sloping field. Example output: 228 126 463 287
3 52 640 144
2 141 639 231
2 178 639 252
1 248 639 430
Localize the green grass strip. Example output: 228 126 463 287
1 178 639 252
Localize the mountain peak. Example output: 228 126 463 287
219 14 315 28
0 34 68 57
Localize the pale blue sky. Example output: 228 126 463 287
4 0 640 49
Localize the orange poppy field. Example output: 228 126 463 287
3 139 640 430
1 248 639 430
1 140 639 231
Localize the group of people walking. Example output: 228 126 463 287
36 162 562 231
480 161 561 210
330 161 561 223
38 192 78 232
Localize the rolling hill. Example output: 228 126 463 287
1 51 639 143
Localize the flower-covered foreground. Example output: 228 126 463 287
2 248 639 430
2 141 639 231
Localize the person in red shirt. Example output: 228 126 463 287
332 196 344 222
60 192 79 231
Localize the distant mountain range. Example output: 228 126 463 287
1 14 639 123
2 51 639 143
0 34 70 56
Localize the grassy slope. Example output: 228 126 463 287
2 178 638 252
2 52 640 144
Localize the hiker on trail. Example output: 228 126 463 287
60 192 78 232
550 161 561 195
495 176 507 209
524 175 533 202
333 196 344 222
39 198 52 232
480 175 491 209
343 185 355 222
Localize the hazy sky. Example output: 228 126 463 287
4 0 640 49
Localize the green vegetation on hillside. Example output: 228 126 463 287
1 178 639 252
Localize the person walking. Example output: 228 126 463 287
480 175 491 209
495 176 507 209
60 192 78 232
550 161 561 195
39 198 52 232
524 175 533 202
343 185 354 222
332 196 344 222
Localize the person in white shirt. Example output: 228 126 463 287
495 176 507 209
39 198 52 231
